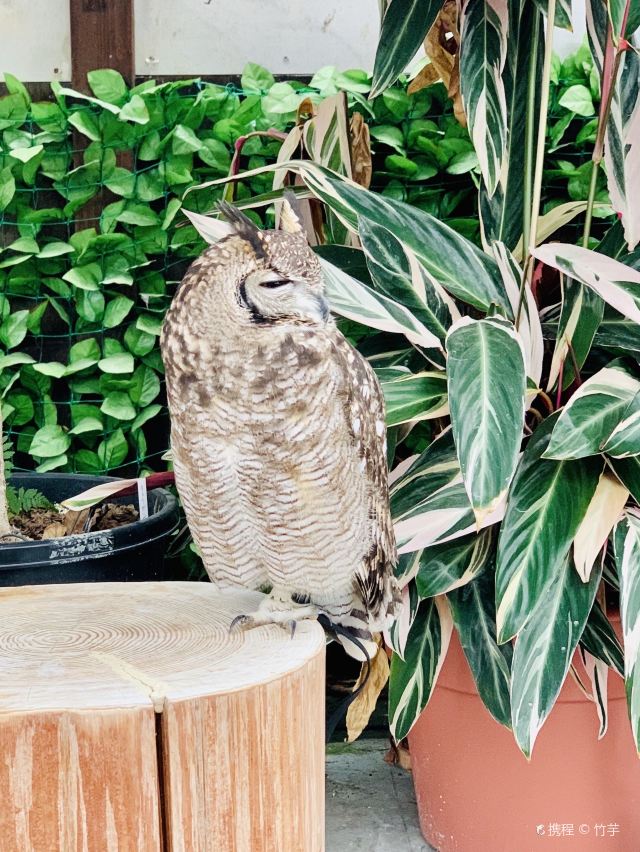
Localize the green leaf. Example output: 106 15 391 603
459 1 508 195
241 62 275 93
68 111 101 141
369 124 405 152
511 557 601 757
129 366 160 406
447 317 526 522
172 124 203 155
35 454 66 473
116 203 160 227
98 353 135 374
29 424 70 458
448 567 512 727
547 279 604 391
609 455 640 503
319 258 442 351
358 218 451 352
62 262 101 291
136 313 163 337
0 310 29 349
312 168 509 313
479 1 542 250
495 416 603 642
581 600 625 677
0 353 34 370
68 336 97 367
4 391 34 426
543 361 640 460
76 290 105 323
558 84 595 116
380 370 448 426
0 167 16 211
388 597 452 740
87 69 128 104
533 0 572 28
261 82 302 115
532 243 640 325
37 241 74 259
101 392 136 421
103 296 135 329
370 0 442 98
97 428 128 469
125 326 156 356
613 511 640 751
4 73 30 105
416 529 493 598
69 417 104 435
119 94 150 124
32 362 66 378
131 403 162 432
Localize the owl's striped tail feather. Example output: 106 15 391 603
318 614 373 742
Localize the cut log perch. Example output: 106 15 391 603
0 582 326 852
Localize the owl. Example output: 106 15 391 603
160 197 400 660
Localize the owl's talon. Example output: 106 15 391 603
229 614 254 633
286 620 297 639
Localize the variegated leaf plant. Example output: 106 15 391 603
186 0 640 757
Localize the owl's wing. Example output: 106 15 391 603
332 331 399 623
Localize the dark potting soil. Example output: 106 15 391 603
10 503 139 541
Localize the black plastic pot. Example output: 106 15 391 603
1 473 179 586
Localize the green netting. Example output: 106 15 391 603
0 66 601 477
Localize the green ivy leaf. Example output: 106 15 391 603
69 417 104 435
62 262 101 291
0 310 29 349
104 296 135 328
87 69 128 105
136 313 163 336
37 241 74 258
68 111 101 141
125 325 156 356
119 94 150 124
558 84 595 117
172 124 203 155
36 454 68 472
131 403 162 432
98 428 128 469
69 337 101 363
98 353 135 374
129 365 160 406
29 424 70 458
0 167 16 211
116 203 160 226
241 62 275 93
101 391 136 420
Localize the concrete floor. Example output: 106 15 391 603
326 739 436 852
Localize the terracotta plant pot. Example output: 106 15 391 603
409 627 640 852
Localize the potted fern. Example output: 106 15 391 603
186 0 640 847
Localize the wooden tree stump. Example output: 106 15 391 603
0 582 326 852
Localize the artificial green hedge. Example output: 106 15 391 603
0 52 602 475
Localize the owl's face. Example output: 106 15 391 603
221 199 329 326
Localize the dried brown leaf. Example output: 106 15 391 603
407 63 440 95
413 0 466 127
63 508 90 535
383 739 412 771
41 522 68 540
346 638 390 742
349 112 373 189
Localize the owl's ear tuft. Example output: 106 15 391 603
279 191 305 236
218 201 266 257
